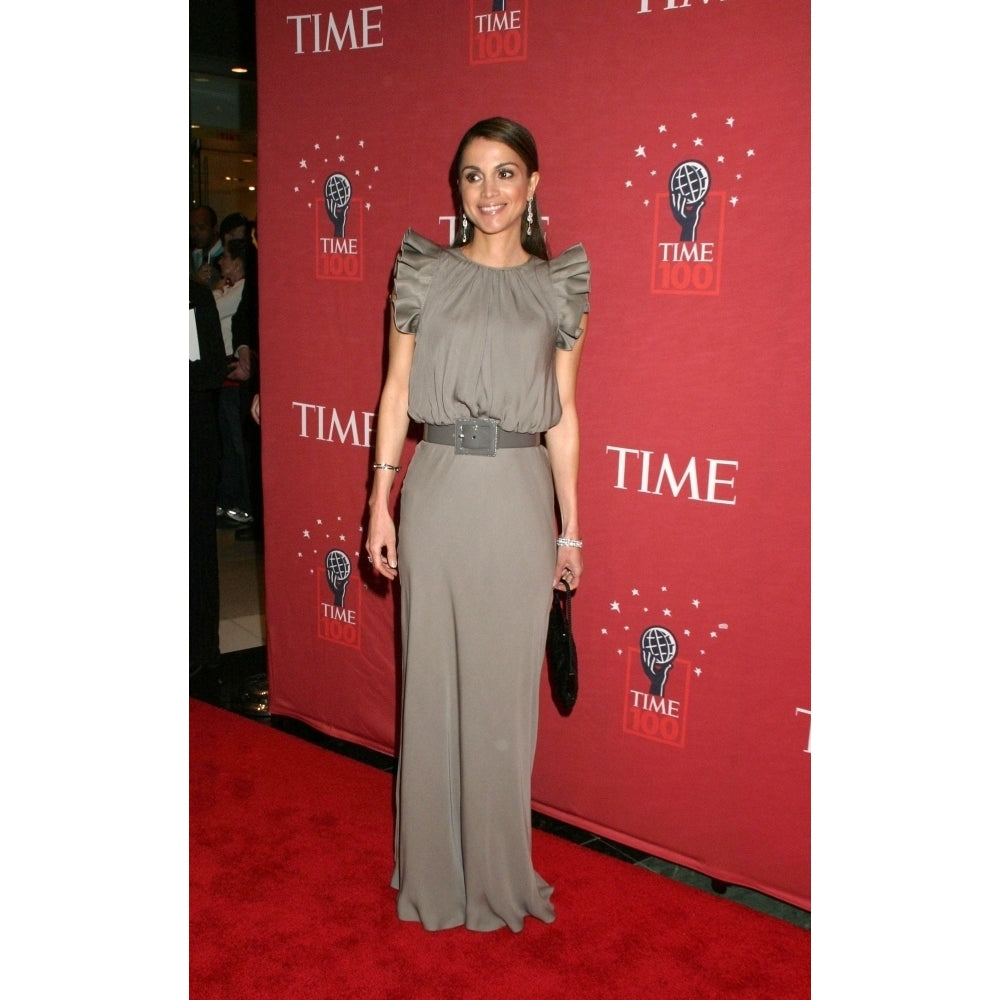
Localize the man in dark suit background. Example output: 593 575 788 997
190 277 228 676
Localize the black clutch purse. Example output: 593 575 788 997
546 580 578 715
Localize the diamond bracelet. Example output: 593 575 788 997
556 537 583 548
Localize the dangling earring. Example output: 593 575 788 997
526 198 534 236
461 212 469 242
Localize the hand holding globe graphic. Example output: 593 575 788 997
325 549 352 607
669 160 710 242
324 172 353 238
640 626 678 697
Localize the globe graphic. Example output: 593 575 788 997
325 549 351 587
324 173 352 209
640 626 677 666
669 161 710 207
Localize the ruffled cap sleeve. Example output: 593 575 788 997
548 243 591 350
392 229 442 333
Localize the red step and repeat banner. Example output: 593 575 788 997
255 0 810 910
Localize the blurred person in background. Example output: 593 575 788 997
190 204 223 290
189 271 228 677
214 237 256 527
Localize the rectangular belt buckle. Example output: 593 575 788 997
455 418 498 457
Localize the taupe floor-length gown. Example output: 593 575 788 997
389 230 590 932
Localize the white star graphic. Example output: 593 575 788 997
693 137 703 146
632 588 640 596
303 530 311 538
625 180 633 188
299 159 307 168
694 666 702 676
610 601 621 612
746 149 755 157
663 608 672 617
729 196 739 207
725 117 735 127
359 140 365 148
692 599 700 608
314 142 320 149
690 112 698 119
658 124 667 133
635 145 646 157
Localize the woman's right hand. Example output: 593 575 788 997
365 504 399 580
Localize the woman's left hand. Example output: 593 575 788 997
554 550 582 591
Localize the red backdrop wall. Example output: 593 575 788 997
254 0 810 910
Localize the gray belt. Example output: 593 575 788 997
424 418 540 456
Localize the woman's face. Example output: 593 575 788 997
458 137 538 239
219 250 242 281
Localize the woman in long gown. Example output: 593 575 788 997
365 117 590 932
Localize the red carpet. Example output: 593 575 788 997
190 699 809 999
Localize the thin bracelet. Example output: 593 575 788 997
556 537 583 548
371 462 400 473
